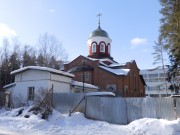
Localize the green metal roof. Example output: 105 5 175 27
89 26 109 38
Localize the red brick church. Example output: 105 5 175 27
64 17 145 97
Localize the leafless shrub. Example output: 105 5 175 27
33 87 48 106
14 94 28 107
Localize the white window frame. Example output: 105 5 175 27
28 87 35 100
92 43 96 53
100 42 105 52
108 44 111 54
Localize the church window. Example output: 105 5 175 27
100 42 105 52
82 72 90 82
106 84 116 91
108 44 111 54
124 85 128 93
85 72 90 81
92 43 96 53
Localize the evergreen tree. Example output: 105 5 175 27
9 51 21 83
37 53 45 67
22 45 36 67
0 39 11 88
49 56 60 69
159 0 180 92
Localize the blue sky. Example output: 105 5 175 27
0 0 169 69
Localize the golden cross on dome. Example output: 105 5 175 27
97 13 102 26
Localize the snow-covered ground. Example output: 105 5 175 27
0 107 180 135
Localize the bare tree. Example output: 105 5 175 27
37 33 68 69
152 38 168 95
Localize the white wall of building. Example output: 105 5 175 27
140 68 174 97
48 80 71 93
14 79 49 100
50 73 71 83
11 69 72 106
15 70 49 82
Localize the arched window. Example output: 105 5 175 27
100 42 105 52
108 44 111 54
92 43 96 53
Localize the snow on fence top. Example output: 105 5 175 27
86 92 115 97
11 66 75 78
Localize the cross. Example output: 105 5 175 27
97 13 102 26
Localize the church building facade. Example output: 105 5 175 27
64 19 145 97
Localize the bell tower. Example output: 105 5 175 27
87 14 112 59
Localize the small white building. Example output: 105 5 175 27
3 66 74 106
3 66 98 106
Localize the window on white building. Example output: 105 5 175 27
148 74 158 78
28 87 35 100
159 73 165 77
92 43 96 53
100 42 105 52
148 86 158 90
141 74 147 78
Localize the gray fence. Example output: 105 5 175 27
53 93 179 124
86 97 127 124
53 93 85 114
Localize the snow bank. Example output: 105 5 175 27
0 107 180 135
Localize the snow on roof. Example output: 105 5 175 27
99 66 130 75
109 63 126 67
99 58 117 64
86 92 115 97
80 55 117 64
3 83 16 89
81 55 99 61
67 55 126 68
11 66 75 78
71 80 98 89
99 61 126 68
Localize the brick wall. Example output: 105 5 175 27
64 56 145 97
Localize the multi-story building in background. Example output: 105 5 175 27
140 68 175 97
